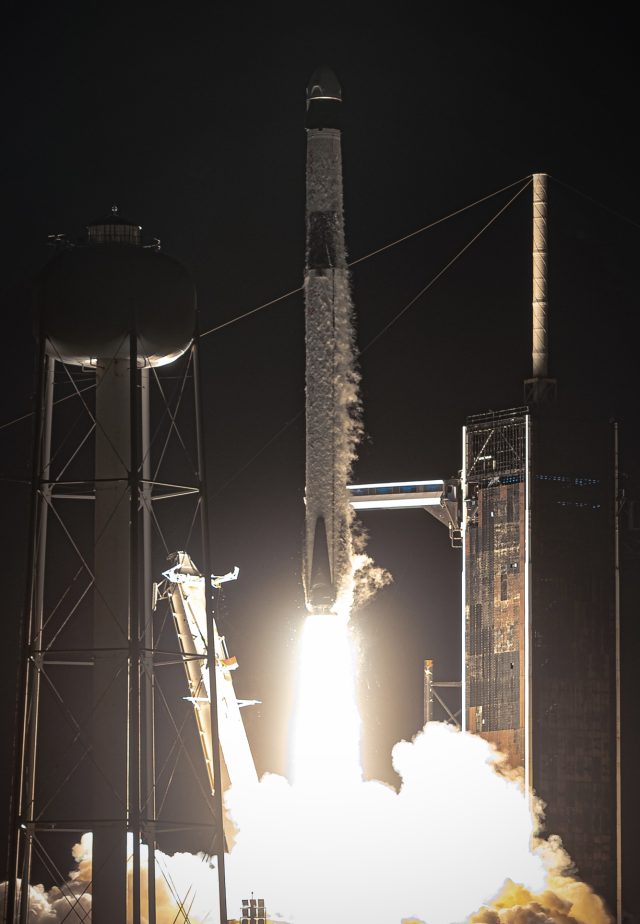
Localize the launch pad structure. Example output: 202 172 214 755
350 174 621 918
462 175 619 912
463 403 618 905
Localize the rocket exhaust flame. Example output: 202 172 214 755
290 613 361 788
2 720 612 923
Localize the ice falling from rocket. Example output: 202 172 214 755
303 66 361 614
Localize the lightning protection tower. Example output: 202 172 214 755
5 210 228 924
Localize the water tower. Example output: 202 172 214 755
5 210 228 924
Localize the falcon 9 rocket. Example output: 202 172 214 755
303 67 361 614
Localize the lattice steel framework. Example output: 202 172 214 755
5 337 228 924
463 407 530 775
463 405 618 910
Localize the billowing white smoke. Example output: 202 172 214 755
228 605 610 924
226 722 542 923
0 835 221 924
2 722 611 924
224 722 610 924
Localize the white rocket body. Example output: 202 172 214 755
303 68 360 613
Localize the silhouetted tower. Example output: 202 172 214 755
5 210 228 924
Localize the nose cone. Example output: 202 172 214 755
306 66 342 106
306 66 343 130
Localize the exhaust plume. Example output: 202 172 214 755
2 723 611 924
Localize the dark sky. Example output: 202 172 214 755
1 3 639 914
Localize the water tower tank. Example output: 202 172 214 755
34 208 197 366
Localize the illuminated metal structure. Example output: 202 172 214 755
5 211 229 924
463 408 617 904
155 552 258 849
524 174 556 405
348 479 461 547
462 175 620 912
349 176 620 913
423 659 461 727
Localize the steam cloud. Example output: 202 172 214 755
2 723 612 924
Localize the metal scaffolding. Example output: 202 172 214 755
463 407 529 770
5 338 228 924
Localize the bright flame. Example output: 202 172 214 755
2 611 613 924
290 612 361 788
226 722 556 924
224 610 612 923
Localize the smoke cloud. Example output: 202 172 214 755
1 722 612 924
0 834 222 924
469 875 611 924
226 720 611 923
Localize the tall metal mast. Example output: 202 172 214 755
524 173 556 404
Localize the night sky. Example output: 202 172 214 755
1 5 639 916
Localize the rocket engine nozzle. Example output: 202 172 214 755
306 516 336 614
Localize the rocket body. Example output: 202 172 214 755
303 68 360 614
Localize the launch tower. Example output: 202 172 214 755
462 175 619 909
